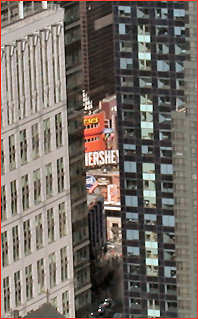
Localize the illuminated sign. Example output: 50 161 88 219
84 117 99 126
85 150 119 167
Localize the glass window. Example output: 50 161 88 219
156 26 168 36
126 229 139 240
143 163 155 174
14 271 21 306
55 113 63 148
124 144 136 156
43 118 51 154
119 23 126 35
124 161 137 173
49 253 56 288
141 127 154 140
45 163 53 198
1 139 5 174
156 43 169 54
161 182 173 193
2 231 9 267
159 129 171 141
32 123 39 159
159 113 171 124
60 247 68 282
1 185 6 221
160 164 173 175
123 127 135 138
9 134 16 170
140 77 152 88
125 196 138 207
162 198 174 210
25 264 33 300
118 5 131 17
125 178 137 190
164 266 176 278
157 60 170 71
155 8 168 19
139 59 151 71
137 7 149 18
119 40 132 53
126 212 138 223
57 158 64 193
120 57 133 69
12 225 19 262
20 129 27 164
21 174 29 211
174 26 185 37
162 215 175 227
10 180 17 216
144 197 156 208
62 291 69 317
33 169 41 205
3 277 10 313
144 214 157 225
142 145 154 156
173 9 185 18
37 258 45 292
35 214 43 250
127 246 140 256
160 146 172 158
23 220 31 256
47 208 55 244
176 61 184 72
59 202 67 238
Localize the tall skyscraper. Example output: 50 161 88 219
1 2 75 317
172 2 197 317
113 2 191 317
56 2 92 314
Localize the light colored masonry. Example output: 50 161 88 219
1 5 75 318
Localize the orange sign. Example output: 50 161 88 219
84 117 99 126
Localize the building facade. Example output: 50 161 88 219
56 2 92 314
172 2 197 317
113 2 190 317
1 3 75 318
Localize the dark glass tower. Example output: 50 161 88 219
113 2 190 317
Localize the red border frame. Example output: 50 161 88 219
0 1 197 319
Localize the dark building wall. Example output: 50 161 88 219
84 2 115 107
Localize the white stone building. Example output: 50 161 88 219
1 3 75 318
